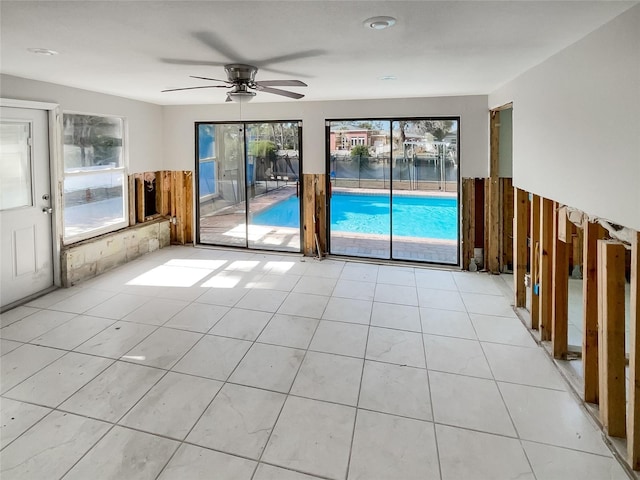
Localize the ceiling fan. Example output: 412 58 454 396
162 63 307 102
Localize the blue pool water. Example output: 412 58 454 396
252 193 458 240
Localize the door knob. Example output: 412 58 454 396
42 207 53 214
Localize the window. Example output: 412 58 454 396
62 113 127 242
198 124 217 200
0 121 32 210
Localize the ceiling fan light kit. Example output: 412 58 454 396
226 84 257 103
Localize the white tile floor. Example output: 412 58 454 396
0 246 631 480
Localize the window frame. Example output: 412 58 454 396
61 111 129 244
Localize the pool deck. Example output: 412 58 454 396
199 186 300 251
330 232 458 264
332 187 457 198
199 184 459 264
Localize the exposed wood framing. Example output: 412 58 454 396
484 179 490 269
128 174 136 226
156 170 171 216
572 227 584 275
127 170 192 244
461 178 476 270
170 171 178 242
539 197 554 341
583 221 607 404
598 240 627 438
500 178 514 272
475 179 485 265
628 232 640 468
303 174 316 256
184 172 193 244
530 194 541 330
487 110 500 273
169 170 193 245
552 202 569 359
314 175 327 254
513 187 528 307
135 173 145 223
491 102 514 112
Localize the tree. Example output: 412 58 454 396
350 145 369 158
64 114 122 167
249 140 277 160
395 120 455 148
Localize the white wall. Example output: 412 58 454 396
0 74 164 173
163 95 489 177
490 5 640 231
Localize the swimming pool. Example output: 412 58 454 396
252 193 458 240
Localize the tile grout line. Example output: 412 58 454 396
6 252 621 479
417 267 444 480
472 290 539 480
152 288 268 480
154 279 298 480
249 263 341 480
342 285 372 480
35 281 237 478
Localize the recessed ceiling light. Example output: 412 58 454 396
380 75 397 81
27 48 59 56
363 16 396 30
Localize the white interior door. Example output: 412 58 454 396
0 107 54 308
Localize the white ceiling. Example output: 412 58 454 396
0 1 635 105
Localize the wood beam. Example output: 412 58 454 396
583 221 606 404
128 174 136 226
302 174 315 256
484 179 490 270
314 175 327 254
156 170 170 217
184 171 193 243
538 197 554 341
169 171 178 243
552 202 569 359
135 173 145 223
501 178 514 272
628 232 640 468
462 178 476 270
530 194 541 330
598 240 627 438
513 187 528 307
487 110 500 273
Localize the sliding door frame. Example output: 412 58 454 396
325 116 461 266
195 120 304 252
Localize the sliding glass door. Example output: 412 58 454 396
196 121 302 252
328 118 459 265
328 120 391 259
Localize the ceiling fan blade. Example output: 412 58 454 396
193 31 244 62
161 85 228 92
160 58 227 67
256 80 307 87
190 75 232 84
259 49 326 66
256 86 305 100
254 66 312 78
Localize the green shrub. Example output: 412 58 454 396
350 145 369 158
249 140 277 160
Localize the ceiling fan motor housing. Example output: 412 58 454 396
224 63 258 84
